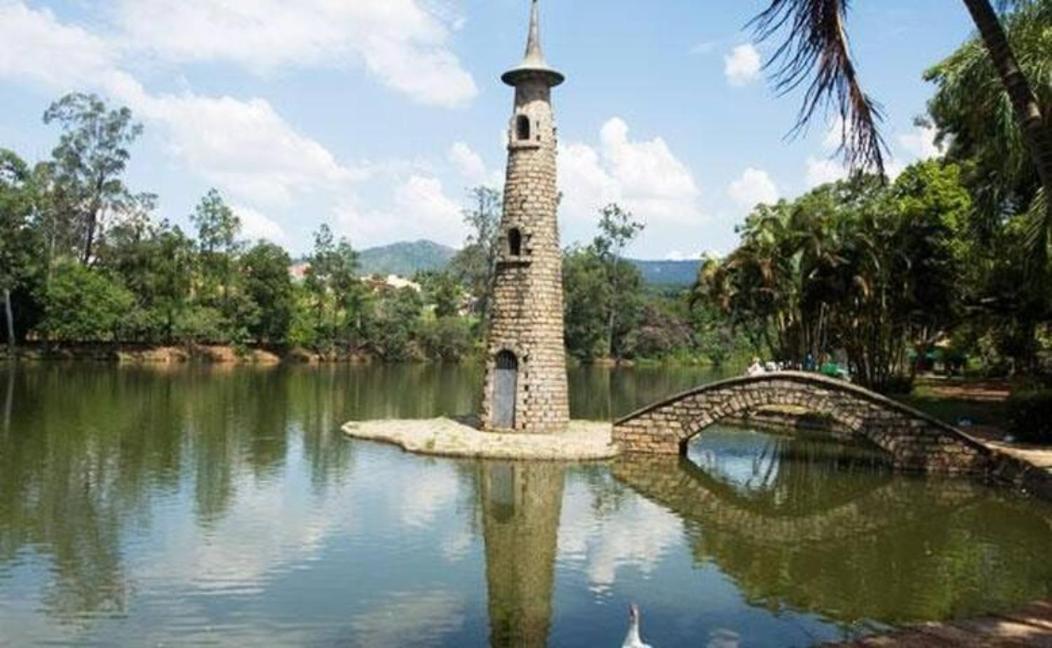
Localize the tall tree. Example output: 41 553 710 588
450 187 502 325
0 150 32 352
190 189 241 313
592 203 645 361
751 0 1050 234
42 93 143 265
240 242 295 344
925 0 1051 262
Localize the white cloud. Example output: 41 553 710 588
805 156 849 188
557 479 683 593
728 168 779 209
234 205 286 243
724 44 762 87
0 2 368 222
338 174 466 248
897 124 943 161
822 115 846 151
448 141 502 188
0 2 115 89
114 0 477 108
559 117 703 251
114 83 365 208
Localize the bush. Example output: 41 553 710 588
420 316 474 361
1007 391 1052 444
41 263 134 342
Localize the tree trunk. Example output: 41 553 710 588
3 288 14 355
3 362 12 434
607 258 619 362
961 0 1052 223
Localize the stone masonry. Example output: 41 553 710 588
481 0 569 434
613 372 994 475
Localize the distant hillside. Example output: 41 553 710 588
630 259 700 286
355 239 700 286
358 240 457 277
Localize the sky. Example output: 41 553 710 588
0 0 972 259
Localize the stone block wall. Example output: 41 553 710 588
481 76 569 434
613 372 993 475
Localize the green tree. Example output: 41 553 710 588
926 0 1051 263
41 263 134 342
751 0 1050 262
190 189 241 316
240 242 295 344
563 246 609 361
0 149 39 351
304 224 363 350
450 187 501 325
593 203 645 361
363 287 424 361
418 271 463 319
42 93 143 265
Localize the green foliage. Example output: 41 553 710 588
41 263 134 342
43 93 143 264
450 186 501 325
925 0 1050 254
303 224 365 351
363 288 424 361
420 316 475 361
563 246 609 360
1007 391 1052 444
417 271 463 319
698 164 971 391
240 242 295 344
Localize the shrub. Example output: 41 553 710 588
41 263 134 342
1007 391 1052 444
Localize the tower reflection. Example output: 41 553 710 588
479 462 565 647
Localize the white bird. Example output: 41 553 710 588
622 603 653 648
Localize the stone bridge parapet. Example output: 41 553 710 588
613 372 993 475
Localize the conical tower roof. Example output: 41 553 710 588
501 0 564 87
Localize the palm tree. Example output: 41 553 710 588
752 0 1051 251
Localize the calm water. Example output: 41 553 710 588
1 364 1051 647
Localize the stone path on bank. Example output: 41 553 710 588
341 418 618 461
829 600 1052 646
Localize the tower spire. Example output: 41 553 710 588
523 0 545 66
502 0 564 87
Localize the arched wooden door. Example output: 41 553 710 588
493 351 518 429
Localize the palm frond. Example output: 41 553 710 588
1022 186 1049 267
751 0 888 176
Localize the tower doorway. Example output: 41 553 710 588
493 351 518 429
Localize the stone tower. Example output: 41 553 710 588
481 0 569 434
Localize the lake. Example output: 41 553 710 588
1 364 1050 646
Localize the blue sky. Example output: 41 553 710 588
0 0 972 259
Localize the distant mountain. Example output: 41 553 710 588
358 240 458 277
356 239 700 286
629 259 701 286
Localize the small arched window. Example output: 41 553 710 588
516 115 531 141
508 228 522 256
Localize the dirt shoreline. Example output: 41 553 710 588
0 343 376 365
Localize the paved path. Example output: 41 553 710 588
341 418 618 461
829 600 1052 646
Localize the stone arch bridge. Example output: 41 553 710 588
613 372 993 474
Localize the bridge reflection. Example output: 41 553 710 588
684 429 894 517
614 429 1052 624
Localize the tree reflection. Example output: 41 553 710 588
614 433 1052 625
479 462 565 647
